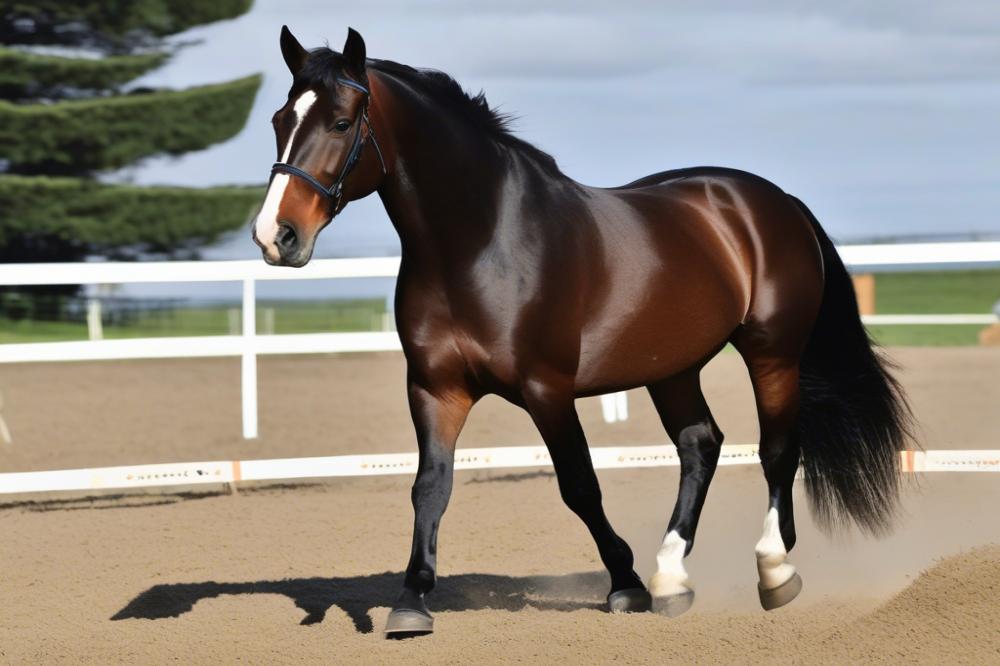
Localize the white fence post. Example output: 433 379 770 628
601 394 617 423
600 392 631 423
615 391 629 421
242 278 258 439
0 391 11 445
86 296 103 341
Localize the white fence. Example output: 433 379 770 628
2 445 998 495
0 242 999 440
0 258 402 439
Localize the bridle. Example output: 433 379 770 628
270 77 387 211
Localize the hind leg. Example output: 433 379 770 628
646 370 723 617
738 351 803 610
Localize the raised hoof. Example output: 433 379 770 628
384 608 434 638
651 589 695 618
607 587 652 614
759 572 802 611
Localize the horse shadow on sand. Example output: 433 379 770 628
111 570 610 633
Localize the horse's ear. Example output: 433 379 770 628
343 27 367 78
280 25 308 75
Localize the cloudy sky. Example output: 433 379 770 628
129 0 1000 261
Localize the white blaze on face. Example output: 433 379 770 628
254 90 319 255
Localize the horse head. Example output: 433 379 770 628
252 26 387 267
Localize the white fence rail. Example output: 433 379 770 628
837 241 1000 269
1 242 998 439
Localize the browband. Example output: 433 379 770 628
334 76 370 94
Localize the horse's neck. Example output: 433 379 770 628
373 76 537 266
379 148 508 266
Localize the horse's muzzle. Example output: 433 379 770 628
252 219 314 267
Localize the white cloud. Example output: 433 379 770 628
123 0 1000 256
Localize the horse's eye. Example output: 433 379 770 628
333 119 351 132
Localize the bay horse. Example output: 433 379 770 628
252 27 912 636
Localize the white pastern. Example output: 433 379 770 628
755 507 796 590
649 530 691 597
254 90 318 250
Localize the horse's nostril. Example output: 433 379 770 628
276 223 298 252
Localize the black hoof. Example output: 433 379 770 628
384 608 434 638
759 572 802 611
607 587 652 613
651 589 695 618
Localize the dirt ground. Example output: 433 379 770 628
1 347 999 664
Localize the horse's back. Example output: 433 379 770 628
572 167 823 393
615 166 824 334
630 168 825 350
612 165 770 191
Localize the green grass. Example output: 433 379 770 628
0 270 996 346
864 270 999 346
0 299 388 344
866 324 985 347
872 270 1000 314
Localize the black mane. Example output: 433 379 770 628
299 48 562 176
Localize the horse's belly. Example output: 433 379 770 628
574 282 742 395
567 188 750 395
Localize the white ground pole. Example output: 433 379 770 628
0 447 997 496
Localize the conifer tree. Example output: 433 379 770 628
0 0 263 279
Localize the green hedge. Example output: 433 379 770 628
0 175 264 258
0 74 261 174
0 47 169 99
1 0 254 51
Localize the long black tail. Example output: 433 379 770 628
791 196 914 535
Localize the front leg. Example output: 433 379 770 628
522 381 649 613
385 379 473 638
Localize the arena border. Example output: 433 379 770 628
0 446 997 495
